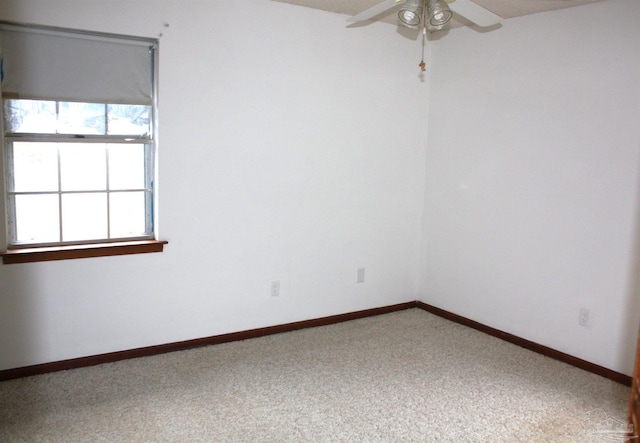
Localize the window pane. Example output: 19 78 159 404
4 99 56 134
61 193 108 242
12 142 59 192
14 194 60 244
107 104 151 136
59 143 107 191
58 101 106 135
108 144 145 190
110 192 147 238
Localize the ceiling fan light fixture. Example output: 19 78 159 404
427 0 453 30
398 0 423 29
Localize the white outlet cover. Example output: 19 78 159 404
271 280 280 296
579 308 590 327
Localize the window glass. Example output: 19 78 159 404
107 104 151 136
110 192 147 238
59 143 107 192
4 99 56 133
12 142 59 192
58 102 106 135
14 194 60 243
108 144 146 190
61 193 108 242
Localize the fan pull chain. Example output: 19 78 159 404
419 6 427 72
419 26 427 72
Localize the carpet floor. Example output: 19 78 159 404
0 308 632 442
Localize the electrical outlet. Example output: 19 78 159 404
271 280 280 297
579 308 590 327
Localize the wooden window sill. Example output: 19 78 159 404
1 240 168 264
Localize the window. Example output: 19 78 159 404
5 99 154 244
0 22 165 263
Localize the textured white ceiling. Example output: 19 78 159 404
272 0 608 28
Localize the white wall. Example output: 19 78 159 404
0 0 430 370
421 0 640 374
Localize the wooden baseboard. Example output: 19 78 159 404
0 302 416 381
0 300 631 386
415 301 632 386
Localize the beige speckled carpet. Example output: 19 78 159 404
0 309 631 442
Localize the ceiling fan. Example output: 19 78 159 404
347 0 502 31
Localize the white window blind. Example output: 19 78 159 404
0 23 155 105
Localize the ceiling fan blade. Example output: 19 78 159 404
447 0 502 27
347 0 406 23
